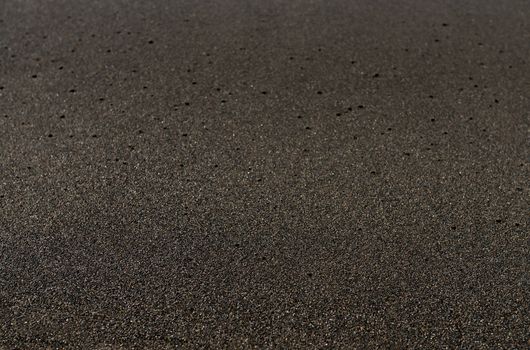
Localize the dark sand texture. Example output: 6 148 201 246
0 0 529 348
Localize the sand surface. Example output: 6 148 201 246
0 0 528 348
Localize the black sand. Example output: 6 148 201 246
0 0 528 348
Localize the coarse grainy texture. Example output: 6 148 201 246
0 0 529 348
